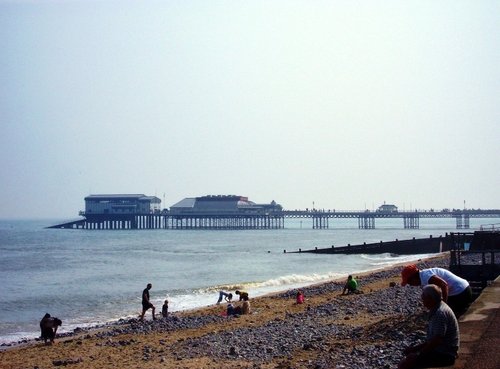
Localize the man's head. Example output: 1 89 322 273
421 284 442 310
401 264 420 286
147 283 152 290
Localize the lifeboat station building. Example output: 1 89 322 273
83 194 161 215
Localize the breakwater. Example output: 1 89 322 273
287 235 450 255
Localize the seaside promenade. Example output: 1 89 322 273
453 275 500 369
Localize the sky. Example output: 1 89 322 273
1 0 499 219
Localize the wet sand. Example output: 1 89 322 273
0 254 449 369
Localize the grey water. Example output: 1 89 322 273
1 217 496 344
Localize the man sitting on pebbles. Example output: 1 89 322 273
398 284 459 369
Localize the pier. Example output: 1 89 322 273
47 213 284 230
48 209 500 231
283 209 500 229
47 194 500 230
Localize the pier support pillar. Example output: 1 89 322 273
456 215 470 229
403 215 420 229
358 216 375 229
312 216 329 229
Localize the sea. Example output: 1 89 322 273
1 216 497 345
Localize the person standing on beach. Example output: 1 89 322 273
398 284 459 369
401 264 472 315
140 283 155 320
161 299 169 318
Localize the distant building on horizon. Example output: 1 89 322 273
169 195 282 215
377 203 398 213
83 194 161 215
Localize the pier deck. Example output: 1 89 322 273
47 209 500 230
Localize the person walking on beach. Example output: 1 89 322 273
39 313 62 345
235 290 248 301
401 264 472 316
216 291 233 304
140 283 155 320
398 284 459 369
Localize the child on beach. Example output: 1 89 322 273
161 299 169 318
296 290 305 304
235 290 248 301
216 291 233 305
342 275 360 295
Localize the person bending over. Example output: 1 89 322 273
401 264 472 315
216 291 233 304
39 313 62 345
235 290 248 301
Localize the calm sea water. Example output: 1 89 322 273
1 217 497 344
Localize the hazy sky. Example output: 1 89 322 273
1 0 499 219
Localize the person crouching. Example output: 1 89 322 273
40 313 62 345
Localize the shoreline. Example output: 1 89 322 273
0 253 451 369
0 252 436 349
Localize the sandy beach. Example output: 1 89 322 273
0 254 449 369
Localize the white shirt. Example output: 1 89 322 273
419 267 469 296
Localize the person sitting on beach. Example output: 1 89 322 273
401 264 472 315
140 283 156 320
226 303 236 316
226 296 251 316
161 299 169 318
296 290 305 304
342 275 359 295
39 313 62 345
240 295 251 315
398 284 459 369
235 290 248 301
216 291 233 305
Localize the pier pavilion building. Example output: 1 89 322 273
168 195 284 229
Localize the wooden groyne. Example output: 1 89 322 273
287 235 451 255
287 231 500 256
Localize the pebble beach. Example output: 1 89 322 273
0 254 454 369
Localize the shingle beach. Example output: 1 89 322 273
1 254 461 369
